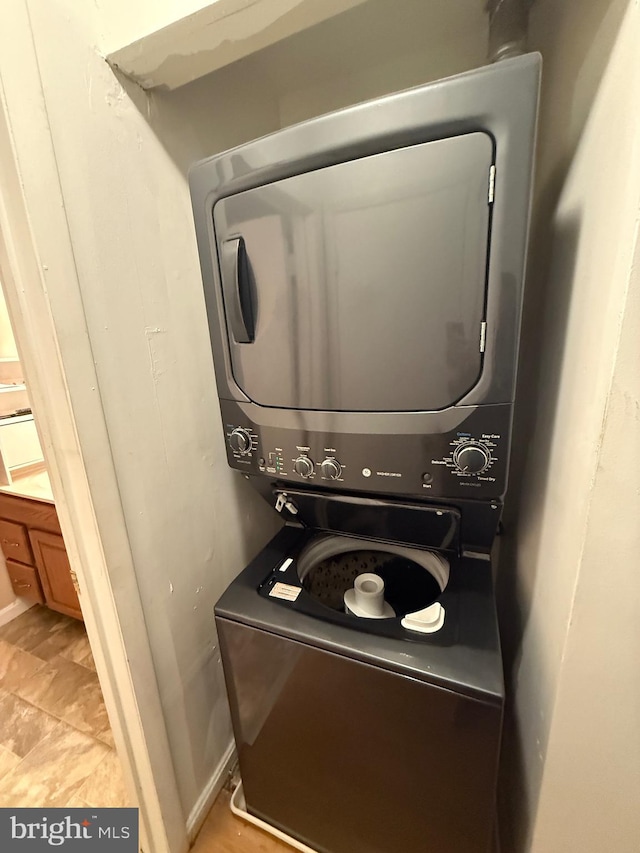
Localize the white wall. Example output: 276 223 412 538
236 0 487 126
117 0 487 812
0 0 488 825
498 1 640 849
4 0 637 846
0 284 18 359
5 0 281 821
105 0 372 91
97 0 213 54
532 230 640 853
0 550 15 612
0 282 17 609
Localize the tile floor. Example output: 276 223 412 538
0 605 128 808
0 606 289 847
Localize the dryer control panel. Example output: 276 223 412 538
221 400 511 501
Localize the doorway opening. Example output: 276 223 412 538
0 277 127 808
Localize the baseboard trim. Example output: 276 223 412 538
0 597 33 628
9 459 47 479
186 739 237 842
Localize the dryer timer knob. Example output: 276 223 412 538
229 428 252 455
454 443 490 474
321 458 342 480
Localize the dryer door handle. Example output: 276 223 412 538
221 237 255 343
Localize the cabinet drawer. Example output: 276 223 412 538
0 519 34 565
6 559 45 604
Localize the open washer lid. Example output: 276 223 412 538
274 487 461 554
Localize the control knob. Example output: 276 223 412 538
454 443 490 474
293 456 315 478
229 428 252 455
321 458 342 480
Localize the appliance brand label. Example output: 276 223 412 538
269 583 302 602
375 471 402 478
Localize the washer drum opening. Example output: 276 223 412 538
297 535 450 620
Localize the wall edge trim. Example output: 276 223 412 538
186 740 237 842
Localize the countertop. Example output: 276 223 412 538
0 469 55 503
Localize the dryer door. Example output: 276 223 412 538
214 132 493 412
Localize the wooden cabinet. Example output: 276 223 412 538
0 491 82 620
5 559 45 605
29 530 80 620
0 518 34 565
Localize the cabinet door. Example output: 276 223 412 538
28 529 82 620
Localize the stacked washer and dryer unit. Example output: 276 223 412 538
190 54 540 853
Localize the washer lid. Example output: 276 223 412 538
274 488 460 553
214 132 493 412
215 526 504 703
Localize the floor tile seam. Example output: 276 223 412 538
76 750 128 809
63 654 97 674
15 717 71 757
39 627 90 652
4 637 51 653
0 740 22 762
30 643 79 664
0 638 48 658
75 750 117 808
58 649 81 663
54 779 98 809
20 775 96 811
52 686 114 741
49 654 100 683
8 688 103 738
0 719 72 787
0 693 62 758
0 686 62 722
12 660 101 711
0 718 57 761
10 687 61 721
1 720 110 797
0 624 70 653
54 709 110 741
94 726 115 746
12 681 113 741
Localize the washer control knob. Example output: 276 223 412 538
293 456 314 478
454 443 490 474
321 458 342 480
229 428 252 455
